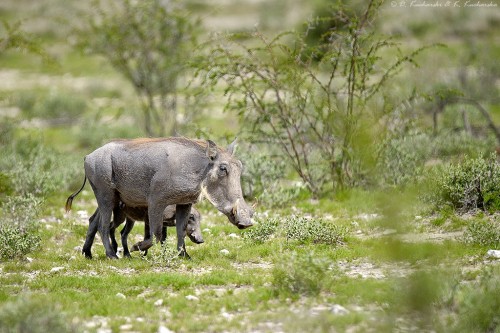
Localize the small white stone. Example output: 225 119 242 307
228 233 240 239
50 266 65 273
26 257 33 263
486 249 500 259
119 324 133 330
185 295 199 301
154 299 164 307
203 228 211 233
220 249 230 255
116 293 126 299
158 326 175 333
331 304 349 315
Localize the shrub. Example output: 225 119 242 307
0 137 81 198
18 91 87 121
239 148 287 197
0 194 42 260
462 218 500 248
376 130 433 187
442 266 500 333
433 154 500 212
144 241 180 268
272 251 329 298
284 216 347 246
243 217 280 243
0 297 79 333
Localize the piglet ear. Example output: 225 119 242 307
206 140 218 160
227 138 237 155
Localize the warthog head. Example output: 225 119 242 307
202 139 254 229
186 208 204 244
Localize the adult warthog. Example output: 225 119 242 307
66 137 253 259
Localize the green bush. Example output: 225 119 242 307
143 241 180 268
272 251 329 298
284 216 347 246
442 266 500 333
462 218 500 248
433 131 494 159
239 146 305 207
0 297 79 333
243 217 279 243
17 91 87 121
243 216 348 246
433 154 500 212
0 137 81 198
376 130 432 187
0 194 42 260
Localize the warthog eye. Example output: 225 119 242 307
218 164 228 176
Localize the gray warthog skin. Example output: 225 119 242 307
66 137 253 259
111 204 203 258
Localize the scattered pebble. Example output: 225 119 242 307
228 233 240 239
486 249 500 259
220 249 230 255
116 293 126 299
331 304 350 315
154 299 164 307
185 295 199 301
77 210 89 219
158 326 175 333
119 324 133 331
50 266 65 273
26 257 33 263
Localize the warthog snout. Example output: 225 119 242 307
231 199 254 229
188 233 204 244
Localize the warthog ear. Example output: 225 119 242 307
206 140 218 160
227 138 237 155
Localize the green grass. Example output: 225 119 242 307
1 1 499 331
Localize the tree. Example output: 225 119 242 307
0 20 50 59
196 0 430 196
78 0 199 136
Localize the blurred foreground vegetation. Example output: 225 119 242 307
0 0 499 332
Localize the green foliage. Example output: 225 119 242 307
377 130 432 186
432 131 495 159
432 154 500 212
144 241 181 268
12 90 88 121
441 267 500 333
0 136 81 198
243 218 279 243
0 297 79 333
0 194 41 260
244 215 347 246
239 147 303 207
196 0 432 195
284 216 347 245
462 218 500 248
77 0 200 136
272 250 329 298
33 91 87 121
0 20 52 61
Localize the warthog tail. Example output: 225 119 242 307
65 176 87 212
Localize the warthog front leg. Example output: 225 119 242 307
133 202 165 252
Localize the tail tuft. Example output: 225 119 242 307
65 196 73 212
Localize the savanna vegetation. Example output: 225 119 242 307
0 0 499 332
